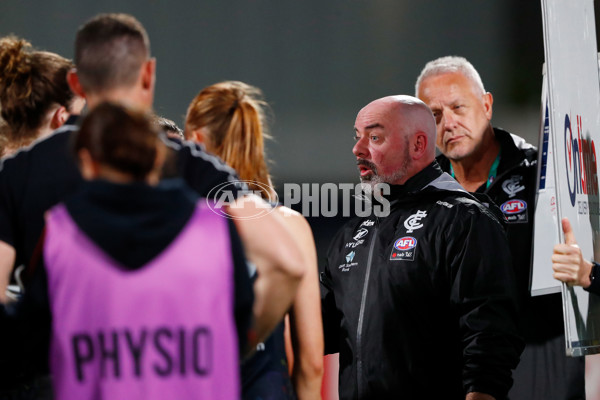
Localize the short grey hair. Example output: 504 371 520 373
415 56 485 97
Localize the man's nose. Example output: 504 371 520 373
442 109 457 131
353 136 369 158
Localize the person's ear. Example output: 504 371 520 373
141 58 156 91
482 92 493 120
77 148 99 180
49 106 68 130
412 132 428 160
67 69 86 99
189 129 203 144
187 127 208 145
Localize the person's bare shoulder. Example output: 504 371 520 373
275 206 313 235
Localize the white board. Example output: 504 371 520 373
531 66 561 296
540 0 600 356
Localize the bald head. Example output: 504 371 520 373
353 95 437 186
358 95 436 157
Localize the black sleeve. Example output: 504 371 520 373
586 262 600 295
226 218 254 356
450 207 524 399
0 156 18 247
0 230 52 377
170 139 246 199
320 231 344 355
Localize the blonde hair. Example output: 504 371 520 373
185 81 272 199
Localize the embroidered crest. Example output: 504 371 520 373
502 175 525 198
404 210 427 233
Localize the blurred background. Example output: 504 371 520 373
1 0 591 260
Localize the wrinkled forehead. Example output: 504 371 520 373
420 71 482 99
355 99 401 130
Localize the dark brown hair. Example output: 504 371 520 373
74 102 159 180
152 114 183 139
185 81 272 198
0 36 74 143
0 118 10 157
74 13 150 93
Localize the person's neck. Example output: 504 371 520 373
97 165 159 186
450 134 500 192
2 127 48 157
86 89 151 112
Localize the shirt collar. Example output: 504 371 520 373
383 161 444 200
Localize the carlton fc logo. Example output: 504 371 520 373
404 210 427 233
502 175 525 198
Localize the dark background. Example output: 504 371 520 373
1 1 589 262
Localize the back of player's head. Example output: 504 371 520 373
0 36 74 138
185 80 272 198
74 13 150 94
74 102 159 181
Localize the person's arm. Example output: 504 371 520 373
0 241 16 303
0 156 19 303
0 231 51 376
318 228 345 399
552 218 595 290
320 237 342 356
226 218 255 356
228 195 304 347
277 207 323 400
450 208 523 399
170 138 244 197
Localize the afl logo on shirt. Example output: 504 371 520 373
500 199 528 224
501 199 526 214
394 237 417 250
390 236 417 261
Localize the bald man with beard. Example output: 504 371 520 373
320 95 523 399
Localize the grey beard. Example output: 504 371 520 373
360 164 409 190
359 175 383 196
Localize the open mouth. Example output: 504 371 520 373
359 165 371 176
357 159 377 177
